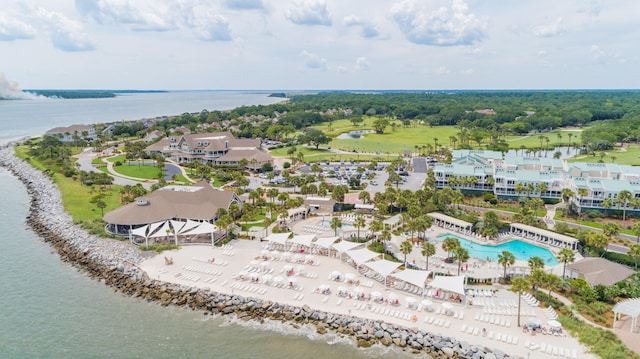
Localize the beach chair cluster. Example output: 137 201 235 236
543 306 558 320
394 282 423 295
292 293 305 301
523 293 540 307
192 256 229 266
535 343 578 358
175 272 200 282
219 244 235 256
475 312 512 327
301 225 330 234
468 288 495 297
488 330 519 346
182 265 223 277
368 305 417 322
230 282 267 295
481 302 535 317
424 315 452 327
245 264 272 274
338 214 356 223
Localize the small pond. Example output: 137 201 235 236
336 129 375 139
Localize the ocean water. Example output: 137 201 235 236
0 92 415 359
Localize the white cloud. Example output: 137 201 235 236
0 12 36 41
223 0 265 10
590 44 606 64
185 7 232 41
28 5 95 52
533 17 564 37
354 56 369 71
286 0 332 26
300 50 328 70
390 0 486 46
434 66 451 74
75 0 175 31
343 15 379 38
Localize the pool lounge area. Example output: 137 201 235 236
436 234 559 266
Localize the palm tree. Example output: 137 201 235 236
442 236 460 259
497 250 515 279
543 273 562 302
617 190 633 221
633 222 640 244
560 188 574 204
453 246 469 275
379 229 391 254
358 190 371 204
354 215 366 239
528 256 545 272
588 231 610 256
510 277 529 327
628 244 640 270
330 217 342 236
400 240 413 266
603 222 621 245
421 241 436 270
558 248 575 278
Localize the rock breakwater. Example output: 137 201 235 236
0 145 515 359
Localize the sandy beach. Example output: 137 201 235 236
140 239 596 359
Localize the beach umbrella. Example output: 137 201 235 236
421 299 433 306
261 261 270 268
548 320 562 328
529 317 542 326
319 284 330 291
293 253 302 262
296 265 306 274
331 271 343 280
238 270 248 279
250 272 260 280
371 291 382 298
345 273 355 280
262 274 273 283
388 293 398 300
305 254 315 263
273 276 284 284
406 297 417 304
442 302 453 311
250 260 259 268
283 264 294 272
353 287 364 294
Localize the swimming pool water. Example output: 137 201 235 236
436 234 558 265
321 220 353 228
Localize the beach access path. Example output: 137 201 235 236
139 240 596 359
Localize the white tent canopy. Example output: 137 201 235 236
390 269 431 289
290 234 316 248
332 241 364 253
131 224 150 238
363 260 402 278
346 248 380 265
149 220 173 238
427 275 466 296
314 236 340 249
169 220 187 234
264 232 292 245
181 221 217 235
178 219 204 234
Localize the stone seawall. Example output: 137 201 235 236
0 145 514 359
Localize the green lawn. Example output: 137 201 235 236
568 144 640 166
112 164 164 180
106 155 126 163
91 157 105 165
504 129 583 150
269 146 329 157
329 125 459 154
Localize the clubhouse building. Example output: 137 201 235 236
146 131 273 170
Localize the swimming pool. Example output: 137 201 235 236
321 220 353 228
436 234 558 265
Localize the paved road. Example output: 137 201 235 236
413 158 427 173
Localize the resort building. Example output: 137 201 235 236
432 150 640 214
146 131 273 170
45 124 97 143
304 197 336 213
103 180 241 236
509 223 579 250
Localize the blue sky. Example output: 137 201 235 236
1 0 638 90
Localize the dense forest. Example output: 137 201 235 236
142 91 640 151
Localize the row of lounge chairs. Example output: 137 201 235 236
301 225 330 234
523 293 540 307
192 256 229 266
182 265 223 276
526 341 578 359
468 288 496 297
221 249 236 256
475 313 512 327
175 273 200 282
292 293 305 301
482 307 535 317
423 316 451 327
543 306 558 320
230 282 267 295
